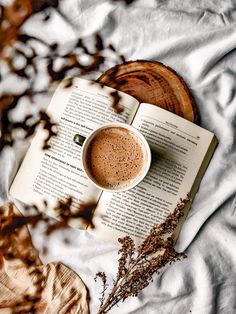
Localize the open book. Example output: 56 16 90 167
10 78 217 246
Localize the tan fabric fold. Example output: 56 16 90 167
0 203 89 314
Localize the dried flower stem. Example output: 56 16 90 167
97 256 141 314
96 195 191 314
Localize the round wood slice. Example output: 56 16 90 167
97 61 196 122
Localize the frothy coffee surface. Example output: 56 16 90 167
85 127 145 188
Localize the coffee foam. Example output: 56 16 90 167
85 127 146 189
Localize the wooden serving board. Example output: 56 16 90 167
97 60 196 122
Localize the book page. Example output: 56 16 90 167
10 78 139 227
89 103 216 245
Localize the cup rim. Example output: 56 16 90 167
81 122 151 192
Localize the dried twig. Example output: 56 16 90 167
95 195 191 314
0 198 97 312
0 0 126 154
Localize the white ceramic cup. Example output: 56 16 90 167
79 123 151 192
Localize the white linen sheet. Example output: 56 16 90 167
1 0 236 313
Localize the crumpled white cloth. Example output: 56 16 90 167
1 0 236 313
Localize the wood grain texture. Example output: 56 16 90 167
97 60 196 122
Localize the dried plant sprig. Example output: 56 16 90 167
0 203 46 313
95 195 191 314
0 198 97 268
0 198 96 241
0 198 97 313
117 236 135 281
45 198 97 235
95 272 108 307
0 0 127 155
138 195 190 256
110 91 123 114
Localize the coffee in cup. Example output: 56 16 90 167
81 123 151 192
